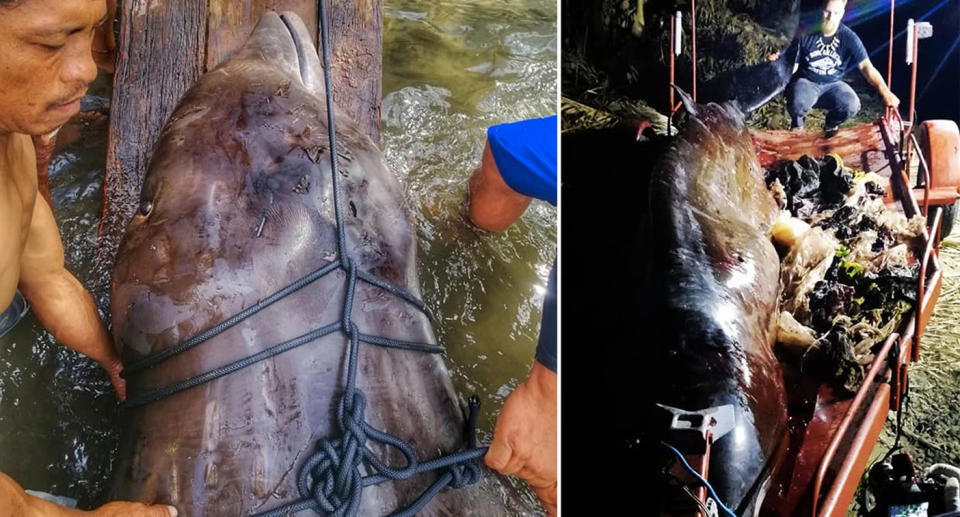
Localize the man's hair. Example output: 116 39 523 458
823 0 848 8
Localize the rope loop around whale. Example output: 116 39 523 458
120 2 489 516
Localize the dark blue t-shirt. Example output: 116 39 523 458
789 23 868 84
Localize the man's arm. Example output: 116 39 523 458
1 472 177 517
486 260 557 515
766 52 799 74
858 59 900 108
467 141 532 232
485 360 557 516
468 118 557 514
16 195 126 399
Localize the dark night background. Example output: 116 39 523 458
840 0 959 124
561 0 959 125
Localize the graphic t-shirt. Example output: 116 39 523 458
788 23 868 84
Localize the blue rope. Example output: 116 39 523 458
121 2 487 515
662 442 738 517
123 259 342 376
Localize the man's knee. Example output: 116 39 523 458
846 93 862 117
828 85 861 121
787 90 808 116
787 97 808 118
787 81 816 117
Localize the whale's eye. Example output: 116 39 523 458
139 200 153 216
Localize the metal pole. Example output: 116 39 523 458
669 14 675 128
887 0 895 88
691 0 697 101
906 21 919 171
909 23 918 129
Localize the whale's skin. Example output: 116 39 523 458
631 95 789 513
108 11 534 517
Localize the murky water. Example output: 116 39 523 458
382 0 557 433
0 0 556 507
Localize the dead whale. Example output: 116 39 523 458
108 11 534 517
644 89 788 512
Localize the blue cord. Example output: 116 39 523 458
662 442 739 517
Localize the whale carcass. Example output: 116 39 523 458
108 11 534 517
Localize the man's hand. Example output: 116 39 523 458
1 473 177 517
485 361 557 516
882 89 901 108
88 502 177 517
767 51 780 62
99 357 126 401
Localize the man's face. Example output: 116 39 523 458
821 0 846 35
0 0 106 135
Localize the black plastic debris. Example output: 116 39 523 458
765 154 853 218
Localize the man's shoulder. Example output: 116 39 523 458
0 133 37 180
838 24 865 44
796 30 822 48
0 133 39 213
838 24 868 63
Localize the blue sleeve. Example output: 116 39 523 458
535 260 557 373
786 37 801 68
487 116 558 206
846 27 868 71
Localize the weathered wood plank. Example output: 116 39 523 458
327 0 382 144
98 0 208 276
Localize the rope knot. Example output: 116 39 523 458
293 390 370 517
447 460 482 488
297 438 363 517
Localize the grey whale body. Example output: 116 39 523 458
107 11 535 517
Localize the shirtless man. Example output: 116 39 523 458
0 0 174 515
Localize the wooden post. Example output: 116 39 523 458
98 0 209 273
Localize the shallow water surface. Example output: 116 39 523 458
0 0 556 506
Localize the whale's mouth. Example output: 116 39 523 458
276 12 323 95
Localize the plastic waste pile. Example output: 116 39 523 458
766 154 926 392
